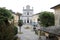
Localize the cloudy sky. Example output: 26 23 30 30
0 0 60 14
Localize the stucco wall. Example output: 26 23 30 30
12 14 19 26
54 8 60 26
32 14 39 23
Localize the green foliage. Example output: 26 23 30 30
14 26 18 35
0 8 13 21
18 20 23 33
13 26 18 40
0 7 18 40
18 20 23 27
38 11 55 27
14 36 18 40
0 22 15 40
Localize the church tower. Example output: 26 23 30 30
21 5 33 25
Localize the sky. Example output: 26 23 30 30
0 0 60 14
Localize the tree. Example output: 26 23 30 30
0 7 18 40
13 26 18 40
38 11 55 27
18 20 23 32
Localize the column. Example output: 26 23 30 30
29 20 30 24
26 19 27 24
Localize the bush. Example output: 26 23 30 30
14 26 18 35
0 22 15 40
13 26 18 40
14 36 18 40
0 8 18 40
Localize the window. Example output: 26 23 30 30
27 12 29 15
30 20 32 23
27 20 29 23
27 17 29 23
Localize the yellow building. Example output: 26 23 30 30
51 4 60 26
32 13 39 23
32 13 40 27
50 4 60 40
12 12 22 26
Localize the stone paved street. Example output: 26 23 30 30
17 25 39 40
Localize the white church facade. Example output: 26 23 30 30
20 5 39 27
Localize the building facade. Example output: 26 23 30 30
32 13 40 26
20 5 33 25
51 4 60 26
20 5 39 26
12 12 20 26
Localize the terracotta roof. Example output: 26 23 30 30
51 4 60 9
39 26 60 36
